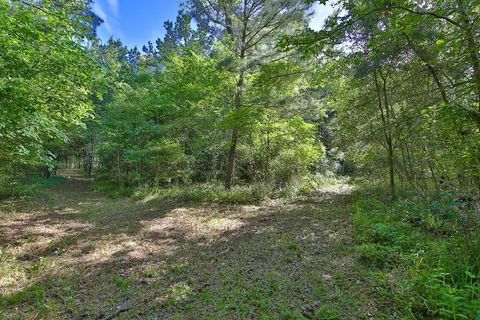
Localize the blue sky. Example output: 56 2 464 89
93 0 334 49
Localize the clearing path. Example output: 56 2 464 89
0 175 377 319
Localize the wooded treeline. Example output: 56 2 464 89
286 0 480 200
1 0 329 197
1 0 480 318
1 0 479 199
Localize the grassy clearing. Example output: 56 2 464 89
3 175 478 319
0 175 383 319
354 193 480 319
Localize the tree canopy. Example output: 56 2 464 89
0 1 479 318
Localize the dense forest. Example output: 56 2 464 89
0 0 479 319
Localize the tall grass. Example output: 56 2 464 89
0 175 66 199
354 192 480 319
134 183 268 204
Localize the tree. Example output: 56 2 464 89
284 0 480 198
0 0 100 188
188 0 311 189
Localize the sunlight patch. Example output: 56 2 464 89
141 193 159 203
54 207 79 214
142 207 246 241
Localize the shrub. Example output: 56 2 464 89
411 269 480 319
0 175 66 199
137 183 267 204
354 193 480 319
366 223 404 246
357 243 397 268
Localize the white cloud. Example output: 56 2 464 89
93 0 124 40
107 0 119 18
93 1 112 33
309 1 335 31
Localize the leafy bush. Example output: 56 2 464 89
136 183 268 204
357 243 398 268
0 175 66 199
365 223 405 246
354 194 480 319
411 268 480 319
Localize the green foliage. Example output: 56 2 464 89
144 269 158 278
96 50 234 189
95 40 323 195
18 176 66 197
114 277 130 290
0 174 66 199
1 0 325 197
287 0 480 199
0 0 97 168
356 243 398 268
137 183 266 204
4 0 480 318
0 0 99 192
355 194 480 319
92 179 134 198
238 109 324 187
0 284 46 307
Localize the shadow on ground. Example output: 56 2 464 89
0 175 378 319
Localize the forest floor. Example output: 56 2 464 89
0 173 381 319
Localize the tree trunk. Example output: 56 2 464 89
225 70 245 190
225 128 238 190
382 76 396 201
224 2 249 190
375 70 396 201
456 0 480 126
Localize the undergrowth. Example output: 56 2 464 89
135 183 269 204
93 179 268 203
94 173 347 204
354 192 480 319
0 175 66 199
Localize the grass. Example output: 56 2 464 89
0 174 384 319
8 173 477 318
353 192 480 319
93 179 269 204
136 183 269 204
0 175 66 199
94 173 348 204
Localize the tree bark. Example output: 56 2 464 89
382 75 396 201
224 2 248 190
225 2 248 190
375 70 396 201
225 69 244 190
225 128 238 190
456 0 480 123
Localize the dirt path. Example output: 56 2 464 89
0 176 377 319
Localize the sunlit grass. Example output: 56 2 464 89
0 174 380 319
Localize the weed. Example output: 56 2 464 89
354 193 480 319
136 183 267 204
170 262 189 273
356 243 397 268
167 282 192 304
314 305 340 319
144 268 157 278
114 277 130 290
